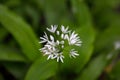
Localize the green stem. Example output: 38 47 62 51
56 62 61 80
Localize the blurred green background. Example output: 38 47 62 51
0 0 120 80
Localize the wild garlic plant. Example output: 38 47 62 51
39 25 82 63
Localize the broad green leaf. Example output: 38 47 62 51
25 5 40 29
25 57 57 80
75 26 95 73
95 24 120 52
91 8 120 30
77 49 118 80
0 45 27 62
91 0 120 13
60 0 95 73
110 61 120 80
43 0 67 25
77 53 108 80
61 26 95 73
71 0 92 26
0 27 8 42
0 5 40 61
4 0 21 7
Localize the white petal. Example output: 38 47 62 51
61 45 64 48
39 41 45 43
47 25 58 33
60 57 64 63
44 32 49 40
64 34 69 39
57 31 60 35
70 49 79 58
61 25 64 32
61 34 64 39
56 40 60 45
57 57 60 62
50 35 54 41
47 55 52 60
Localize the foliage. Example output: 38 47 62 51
0 0 120 80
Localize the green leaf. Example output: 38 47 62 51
95 10 120 29
25 5 40 29
71 0 92 26
25 57 57 80
60 0 95 73
110 61 120 80
43 0 67 25
75 26 95 72
95 24 120 52
61 26 95 73
0 27 8 42
77 53 108 80
92 0 120 12
0 45 27 62
0 5 40 61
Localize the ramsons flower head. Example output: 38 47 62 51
39 25 82 63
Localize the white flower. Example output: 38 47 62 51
47 25 57 33
39 25 82 63
68 31 82 46
39 32 48 43
64 34 69 39
61 25 69 33
53 52 64 63
47 53 54 60
69 49 79 58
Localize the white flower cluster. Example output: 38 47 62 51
39 25 82 63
